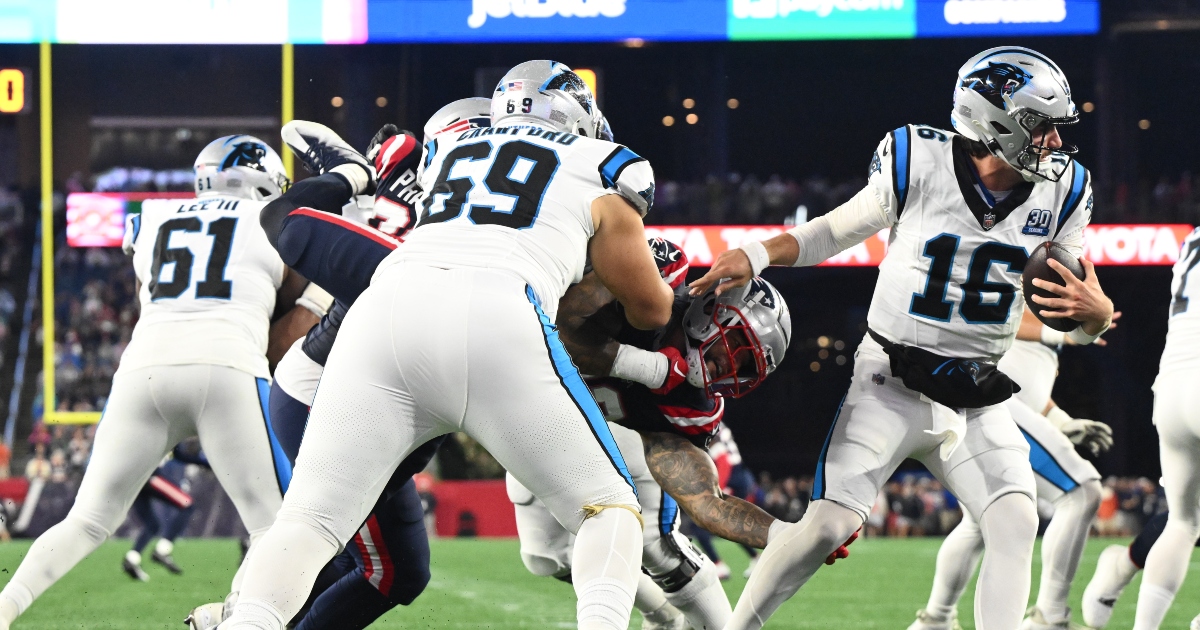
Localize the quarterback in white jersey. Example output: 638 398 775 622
0 136 310 630
911 307 1113 630
693 47 1114 630
223 61 673 630
1130 227 1200 630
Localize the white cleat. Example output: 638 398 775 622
743 557 758 579
1082 545 1139 629
713 561 731 581
1189 613 1200 630
184 603 224 630
1019 606 1070 629
906 609 963 630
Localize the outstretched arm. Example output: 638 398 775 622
641 430 778 549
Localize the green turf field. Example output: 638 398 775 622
0 536 1194 628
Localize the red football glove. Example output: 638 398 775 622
824 528 860 566
650 346 689 395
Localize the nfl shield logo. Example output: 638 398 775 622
982 212 996 230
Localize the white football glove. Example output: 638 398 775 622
1046 406 1113 456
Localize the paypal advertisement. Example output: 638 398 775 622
366 0 728 43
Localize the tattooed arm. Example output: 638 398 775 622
557 272 624 375
641 430 777 549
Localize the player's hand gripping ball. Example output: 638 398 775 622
1023 242 1085 332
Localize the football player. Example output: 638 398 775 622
221 61 673 630
692 47 1114 630
1126 226 1200 630
187 99 492 630
0 137 316 629
909 308 1115 630
122 441 210 581
511 240 794 630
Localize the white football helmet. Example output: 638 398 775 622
951 47 1079 182
683 277 792 399
491 60 604 139
193 135 290 200
423 97 492 145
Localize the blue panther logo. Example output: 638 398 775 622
961 62 1033 109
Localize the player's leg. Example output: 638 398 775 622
462 278 643 630
0 367 186 625
727 349 914 630
929 403 1037 630
224 266 455 630
910 510 982 630
274 209 397 305
1011 399 1102 629
123 489 158 581
1133 378 1200 630
154 501 195 574
294 479 431 630
620 424 729 630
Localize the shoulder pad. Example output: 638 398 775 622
122 212 141 255
598 145 655 217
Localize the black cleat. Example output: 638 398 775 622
122 557 149 582
152 550 184 575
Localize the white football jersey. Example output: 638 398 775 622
1158 227 1200 374
866 124 1093 361
997 339 1059 413
378 124 655 320
120 195 286 378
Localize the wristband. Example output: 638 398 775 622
610 344 668 389
1045 405 1072 430
295 283 334 317
1039 325 1065 348
767 519 791 545
1067 323 1106 346
740 241 770 276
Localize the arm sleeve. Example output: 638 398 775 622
260 172 354 250
597 145 656 217
1052 163 1093 259
786 185 894 267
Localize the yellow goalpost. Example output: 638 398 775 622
40 42 295 424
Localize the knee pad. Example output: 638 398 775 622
64 514 114 544
521 552 572 580
643 531 704 593
1066 479 1103 513
808 501 864 550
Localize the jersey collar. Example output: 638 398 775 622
951 135 1033 231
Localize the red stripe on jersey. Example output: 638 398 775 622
365 516 394 596
148 475 193 509
669 419 722 436
352 529 375 588
375 134 418 182
288 208 401 250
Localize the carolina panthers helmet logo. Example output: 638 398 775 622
221 142 270 173
543 70 594 114
961 62 1033 109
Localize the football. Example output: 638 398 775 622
1023 241 1086 332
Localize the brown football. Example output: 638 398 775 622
1023 241 1085 332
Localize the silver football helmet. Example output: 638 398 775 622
491 60 604 139
423 97 492 144
683 277 791 399
194 135 289 200
950 47 1079 182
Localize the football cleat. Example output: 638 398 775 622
713 561 731 581
1081 545 1138 629
906 609 963 630
184 603 224 630
1018 606 1070 630
1190 613 1200 630
281 120 375 195
153 550 184 575
122 556 149 582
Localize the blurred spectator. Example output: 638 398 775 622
68 427 90 472
0 441 11 480
48 450 68 484
24 444 50 481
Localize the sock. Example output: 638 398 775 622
0 584 31 625
225 596 287 630
155 538 175 557
1132 584 1176 630
663 558 731 630
726 500 863 630
1036 481 1101 622
1133 519 1199 630
634 573 669 615
125 550 143 566
571 508 642 630
925 511 983 620
975 494 1038 630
